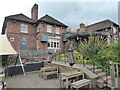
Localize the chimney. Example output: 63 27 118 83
77 23 85 33
31 4 38 21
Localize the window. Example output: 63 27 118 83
48 36 60 49
47 25 52 33
10 37 14 42
113 27 116 34
20 24 28 33
56 28 60 34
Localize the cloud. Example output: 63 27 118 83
0 1 118 33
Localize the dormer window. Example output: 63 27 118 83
47 25 52 33
20 24 28 33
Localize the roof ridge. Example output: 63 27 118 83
7 13 33 20
45 14 65 25
86 19 111 27
38 14 68 27
6 13 23 18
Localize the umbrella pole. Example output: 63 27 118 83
11 54 19 77
18 53 26 76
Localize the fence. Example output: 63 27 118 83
110 61 120 89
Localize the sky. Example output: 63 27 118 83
0 0 119 33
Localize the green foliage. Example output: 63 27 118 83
74 50 91 64
94 43 119 75
59 54 68 61
96 43 119 63
79 36 107 59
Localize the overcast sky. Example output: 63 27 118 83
0 0 118 33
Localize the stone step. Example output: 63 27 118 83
91 69 102 74
97 72 106 78
87 66 98 70
96 79 104 88
102 76 111 81
96 76 111 88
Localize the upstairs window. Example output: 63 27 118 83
56 28 60 34
20 24 28 33
47 25 52 33
113 27 117 34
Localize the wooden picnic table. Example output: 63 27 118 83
59 71 84 88
40 67 58 79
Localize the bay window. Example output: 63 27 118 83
48 36 60 49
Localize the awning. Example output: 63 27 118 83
0 35 17 55
67 32 108 39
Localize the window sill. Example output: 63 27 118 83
20 32 28 34
44 32 52 34
48 47 60 49
56 34 61 35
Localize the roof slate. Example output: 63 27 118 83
6 13 35 23
38 14 68 27
85 19 112 32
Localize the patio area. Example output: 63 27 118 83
6 73 60 88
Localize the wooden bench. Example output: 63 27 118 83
71 79 91 89
40 67 58 79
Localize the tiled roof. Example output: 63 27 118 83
6 13 35 23
37 14 68 27
85 19 112 32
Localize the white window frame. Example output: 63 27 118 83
20 24 28 33
56 28 60 34
47 25 52 33
10 37 15 42
48 36 60 49
113 27 117 34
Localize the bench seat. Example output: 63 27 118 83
71 79 91 89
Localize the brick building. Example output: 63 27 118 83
2 4 68 53
82 19 119 44
67 19 119 45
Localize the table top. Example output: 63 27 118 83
60 71 83 77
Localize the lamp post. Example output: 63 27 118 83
48 51 52 63
68 48 75 67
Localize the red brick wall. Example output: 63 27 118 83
6 19 66 52
36 23 66 50
6 20 37 52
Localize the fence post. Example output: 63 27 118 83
110 61 115 89
116 64 119 88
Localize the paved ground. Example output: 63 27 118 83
6 73 60 88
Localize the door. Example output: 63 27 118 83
20 38 28 50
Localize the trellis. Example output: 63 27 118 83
110 61 120 89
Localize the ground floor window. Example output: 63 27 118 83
48 36 60 49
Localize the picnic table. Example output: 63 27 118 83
59 71 84 88
40 67 58 80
